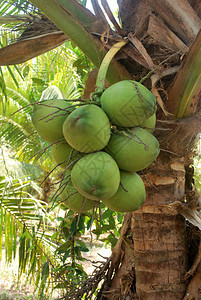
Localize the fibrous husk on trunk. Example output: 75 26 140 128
156 113 201 157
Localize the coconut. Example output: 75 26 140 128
101 80 157 127
105 127 160 171
62 104 111 153
71 152 120 201
51 140 82 170
140 113 156 133
32 99 72 142
103 171 146 212
62 177 94 213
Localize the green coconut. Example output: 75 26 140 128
51 140 83 170
101 80 157 127
105 127 160 171
61 174 94 213
140 113 156 133
62 104 111 153
103 171 146 212
71 152 120 201
32 99 72 142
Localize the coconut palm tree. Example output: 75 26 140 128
0 0 201 299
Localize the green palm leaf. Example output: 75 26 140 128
0 14 23 96
0 175 64 297
0 84 53 168
0 0 37 16
6 87 31 112
0 115 42 162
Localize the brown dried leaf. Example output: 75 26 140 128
0 31 67 66
128 32 155 69
151 86 171 117
170 201 201 230
151 66 179 87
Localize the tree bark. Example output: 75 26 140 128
147 0 201 44
132 156 188 299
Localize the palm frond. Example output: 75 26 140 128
0 175 63 298
31 46 83 98
0 0 38 16
0 175 46 260
40 85 63 101
0 28 23 96
0 66 7 100
0 14 33 25
0 1 19 17
0 154 45 182
0 85 53 167
53 73 81 100
0 115 42 160
5 86 33 119
0 21 21 45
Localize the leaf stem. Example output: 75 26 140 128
95 40 128 95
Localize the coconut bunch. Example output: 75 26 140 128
31 79 160 214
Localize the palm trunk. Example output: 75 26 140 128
132 156 187 299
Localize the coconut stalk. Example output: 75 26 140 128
168 28 201 118
29 0 131 85
94 40 128 96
